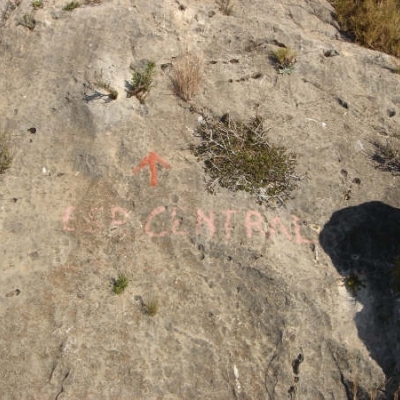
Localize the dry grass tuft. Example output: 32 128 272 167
271 47 297 74
93 71 118 100
329 0 400 57
171 53 203 101
142 296 159 317
83 70 118 102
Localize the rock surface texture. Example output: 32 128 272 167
1 0 400 398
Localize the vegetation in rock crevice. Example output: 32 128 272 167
63 1 80 11
343 273 366 296
142 297 159 317
31 0 43 9
171 53 203 102
329 0 400 57
112 274 129 295
18 13 36 30
193 114 299 205
271 47 297 74
370 141 400 175
0 133 12 174
127 61 156 103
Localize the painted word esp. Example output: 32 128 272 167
63 206 130 233
133 151 171 187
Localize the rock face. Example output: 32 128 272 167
1 0 400 398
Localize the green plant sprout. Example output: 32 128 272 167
63 1 80 11
112 274 129 295
128 61 156 103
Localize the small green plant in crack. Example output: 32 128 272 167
31 0 43 9
271 47 297 74
0 133 12 174
193 114 299 205
63 1 80 11
142 296 159 317
128 61 156 103
112 274 129 295
343 273 366 296
18 13 36 30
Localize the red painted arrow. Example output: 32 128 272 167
133 151 171 187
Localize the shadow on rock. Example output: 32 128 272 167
320 201 400 397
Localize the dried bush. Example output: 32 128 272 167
171 53 202 101
370 141 400 175
329 0 400 57
193 115 299 205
